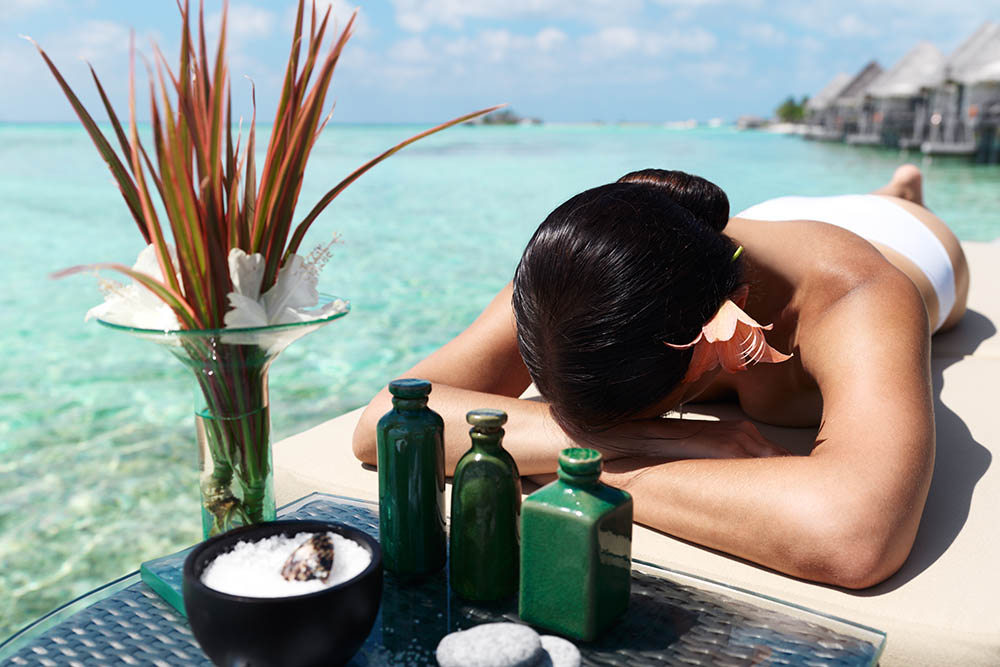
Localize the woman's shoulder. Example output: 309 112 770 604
732 217 910 311
730 218 930 424
737 216 927 342
789 234 930 405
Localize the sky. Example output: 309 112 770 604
2 0 998 124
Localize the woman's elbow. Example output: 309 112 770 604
353 387 396 466
788 499 914 589
810 538 907 590
351 407 379 466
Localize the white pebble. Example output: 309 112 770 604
201 531 370 597
539 635 581 667
436 622 542 667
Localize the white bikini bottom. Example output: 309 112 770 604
736 194 956 332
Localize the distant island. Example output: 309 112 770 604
465 108 543 126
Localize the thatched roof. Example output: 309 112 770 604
832 61 884 106
806 73 850 111
867 42 945 97
945 21 1000 85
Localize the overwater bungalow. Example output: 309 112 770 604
922 21 1000 158
803 72 851 140
806 62 883 141
846 42 945 148
801 22 1000 162
804 73 850 140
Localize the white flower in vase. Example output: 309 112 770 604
223 248 349 351
225 249 348 328
86 244 183 331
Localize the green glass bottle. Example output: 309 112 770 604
519 447 633 641
376 378 446 578
449 409 522 601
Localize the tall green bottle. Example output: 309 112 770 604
519 447 632 641
449 409 522 601
376 378 446 578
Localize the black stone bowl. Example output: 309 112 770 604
183 520 382 667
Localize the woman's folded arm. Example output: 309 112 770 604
353 382 575 475
599 451 913 589
353 282 577 475
352 263 934 589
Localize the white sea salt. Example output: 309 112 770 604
201 531 371 597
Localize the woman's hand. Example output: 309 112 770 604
586 417 791 462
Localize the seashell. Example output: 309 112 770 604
281 533 335 582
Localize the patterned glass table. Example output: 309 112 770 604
1 493 885 666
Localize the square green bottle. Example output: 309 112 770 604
519 447 632 641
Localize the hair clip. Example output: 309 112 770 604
732 245 744 262
666 297 791 384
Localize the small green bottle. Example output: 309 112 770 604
376 379 446 578
449 409 522 601
519 448 633 641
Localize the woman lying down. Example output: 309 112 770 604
353 165 969 589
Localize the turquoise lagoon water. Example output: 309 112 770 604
1 123 998 639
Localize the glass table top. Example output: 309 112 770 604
1 492 886 666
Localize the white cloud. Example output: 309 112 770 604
280 1 370 40
442 36 475 59
379 62 435 87
484 29 540 63
313 0 370 37
652 0 760 5
669 28 719 53
652 0 710 4
536 27 568 52
834 14 878 38
584 27 640 58
435 28 563 65
73 20 130 63
854 0 1000 21
216 1 365 95
220 5 275 39
415 27 569 65
740 22 787 46
5 18 166 123
1 40 38 81
390 36 432 63
579 26 716 60
200 6 277 89
391 0 643 32
368 20 718 99
479 29 514 63
682 59 738 79
797 35 825 53
3 0 56 19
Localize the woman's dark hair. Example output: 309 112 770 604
512 169 743 433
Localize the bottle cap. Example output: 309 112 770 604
558 448 602 476
388 378 432 399
466 409 508 431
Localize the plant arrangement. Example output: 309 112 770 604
28 0 496 535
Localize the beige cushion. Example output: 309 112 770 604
274 241 1000 666
931 241 999 360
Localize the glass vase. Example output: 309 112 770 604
99 295 348 537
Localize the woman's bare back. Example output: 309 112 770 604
713 217 923 426
716 166 968 426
